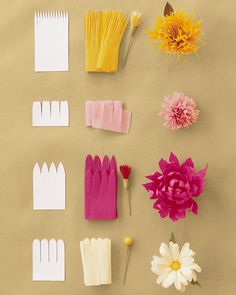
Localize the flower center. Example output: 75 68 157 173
170 261 181 271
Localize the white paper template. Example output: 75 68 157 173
34 12 68 72
33 162 65 210
33 239 65 281
80 238 112 286
32 101 69 126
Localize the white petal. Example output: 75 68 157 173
179 243 190 260
191 263 201 273
192 270 197 282
156 268 171 284
180 266 192 277
162 271 177 288
151 265 160 274
174 275 182 290
160 243 171 257
155 256 171 265
170 243 179 260
181 257 194 266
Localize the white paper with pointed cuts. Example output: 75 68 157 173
33 162 65 210
33 239 65 281
34 12 68 72
80 238 111 286
32 101 69 126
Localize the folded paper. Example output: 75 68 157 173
32 101 69 126
34 12 68 72
86 100 132 134
85 155 117 220
33 239 65 281
80 238 111 286
33 162 65 210
85 10 128 72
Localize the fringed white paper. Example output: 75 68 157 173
34 12 69 72
33 162 65 210
33 239 65 281
80 238 112 286
32 101 69 126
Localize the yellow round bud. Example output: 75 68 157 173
124 237 133 246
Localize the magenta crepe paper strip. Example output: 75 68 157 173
85 155 117 220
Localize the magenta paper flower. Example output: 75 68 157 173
160 92 199 129
143 153 207 221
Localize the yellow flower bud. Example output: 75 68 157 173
124 237 134 246
131 11 142 29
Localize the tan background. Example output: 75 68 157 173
0 0 236 294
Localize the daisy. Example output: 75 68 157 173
151 241 201 292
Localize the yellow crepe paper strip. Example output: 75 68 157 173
85 10 128 72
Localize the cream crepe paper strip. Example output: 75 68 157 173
80 238 111 286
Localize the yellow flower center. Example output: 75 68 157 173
170 261 181 271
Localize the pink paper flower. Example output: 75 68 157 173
143 153 207 221
159 92 199 129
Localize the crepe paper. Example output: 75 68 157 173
33 162 65 210
123 11 142 67
34 12 68 72
145 3 204 59
33 239 65 281
123 237 133 285
85 10 128 72
159 92 199 129
143 152 207 221
151 233 201 292
85 100 132 134
120 165 132 216
80 238 111 286
32 101 69 127
85 155 117 220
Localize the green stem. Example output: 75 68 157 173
123 28 136 68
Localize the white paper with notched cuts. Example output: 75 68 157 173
32 101 69 126
33 162 65 210
32 239 65 281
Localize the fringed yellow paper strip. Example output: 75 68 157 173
85 10 128 72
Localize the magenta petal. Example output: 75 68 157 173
191 200 198 215
169 152 180 165
183 157 194 168
159 158 168 173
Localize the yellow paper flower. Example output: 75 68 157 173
131 11 142 32
146 11 203 57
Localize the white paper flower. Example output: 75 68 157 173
151 242 201 292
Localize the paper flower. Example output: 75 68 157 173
120 165 132 216
143 153 207 221
123 11 142 67
145 2 203 58
159 92 199 129
151 234 201 292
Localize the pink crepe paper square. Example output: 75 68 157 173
85 100 131 134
